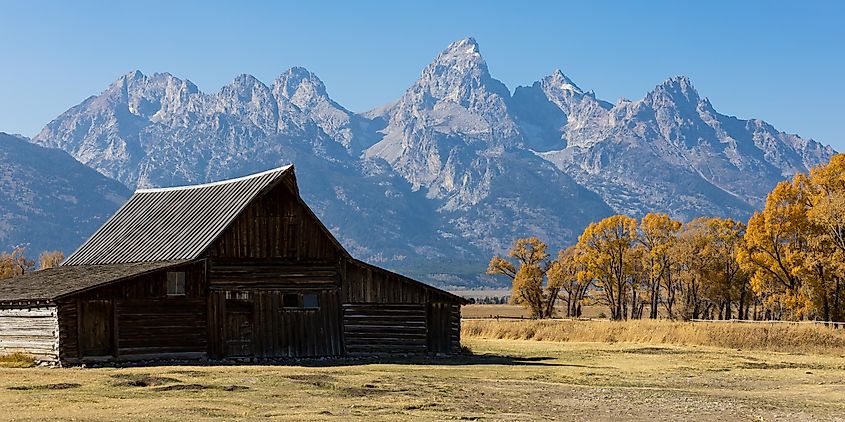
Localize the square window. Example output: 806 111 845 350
282 293 299 308
303 294 319 309
166 272 186 296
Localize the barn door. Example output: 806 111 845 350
225 298 254 357
79 300 114 357
426 303 451 354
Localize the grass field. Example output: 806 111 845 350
1 337 844 421
462 303 609 319
463 319 845 355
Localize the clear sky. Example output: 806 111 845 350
1 0 843 149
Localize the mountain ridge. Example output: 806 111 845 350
24 37 835 286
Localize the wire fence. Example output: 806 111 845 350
462 315 845 328
689 318 845 328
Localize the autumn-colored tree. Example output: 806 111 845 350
638 213 681 319
547 245 592 318
738 176 818 320
684 218 750 320
671 218 716 320
576 215 638 320
802 154 845 321
39 250 65 269
488 237 561 318
0 247 35 280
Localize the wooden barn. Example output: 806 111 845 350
0 166 467 364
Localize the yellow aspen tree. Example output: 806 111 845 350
576 215 638 320
547 245 592 318
639 213 681 319
39 250 65 269
738 179 812 320
487 237 560 318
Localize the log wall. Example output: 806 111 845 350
0 305 59 362
58 262 208 363
342 260 464 354
342 303 427 355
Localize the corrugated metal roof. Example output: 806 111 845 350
0 261 189 302
63 166 292 265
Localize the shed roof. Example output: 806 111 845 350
63 166 292 265
0 261 188 302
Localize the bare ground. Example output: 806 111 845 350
0 338 844 421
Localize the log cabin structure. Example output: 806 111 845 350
0 166 467 364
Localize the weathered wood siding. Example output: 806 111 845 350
342 260 463 354
0 305 59 362
342 260 457 304
207 289 343 358
203 177 347 358
207 181 340 261
58 262 207 362
342 303 427 355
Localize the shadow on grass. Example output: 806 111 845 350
81 350 599 369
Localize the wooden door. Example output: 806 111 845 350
79 300 114 357
426 302 451 354
225 299 254 357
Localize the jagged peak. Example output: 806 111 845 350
114 70 196 90
430 37 485 69
543 69 584 95
273 66 328 99
408 37 513 103
646 75 701 107
123 69 145 80
442 37 480 56
232 73 264 85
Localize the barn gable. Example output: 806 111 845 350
206 171 344 262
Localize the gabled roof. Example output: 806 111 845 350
63 166 292 265
0 261 188 303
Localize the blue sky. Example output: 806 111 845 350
1 0 843 149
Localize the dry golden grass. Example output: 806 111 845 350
461 304 609 319
0 339 844 421
0 353 36 368
463 319 845 355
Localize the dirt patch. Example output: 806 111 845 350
283 374 337 388
111 374 181 387
153 384 208 392
167 370 207 377
622 346 684 355
151 383 250 392
8 383 81 391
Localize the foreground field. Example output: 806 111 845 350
1 338 844 421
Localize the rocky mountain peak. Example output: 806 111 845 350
411 37 510 105
273 67 330 104
22 38 837 288
645 75 701 109
545 69 584 95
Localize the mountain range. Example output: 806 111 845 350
9 37 834 286
0 133 129 256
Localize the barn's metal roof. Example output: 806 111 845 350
63 166 292 266
0 261 189 302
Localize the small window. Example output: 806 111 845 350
167 272 186 297
282 293 299 308
303 294 319 309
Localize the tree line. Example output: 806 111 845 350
489 154 845 322
0 247 64 280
